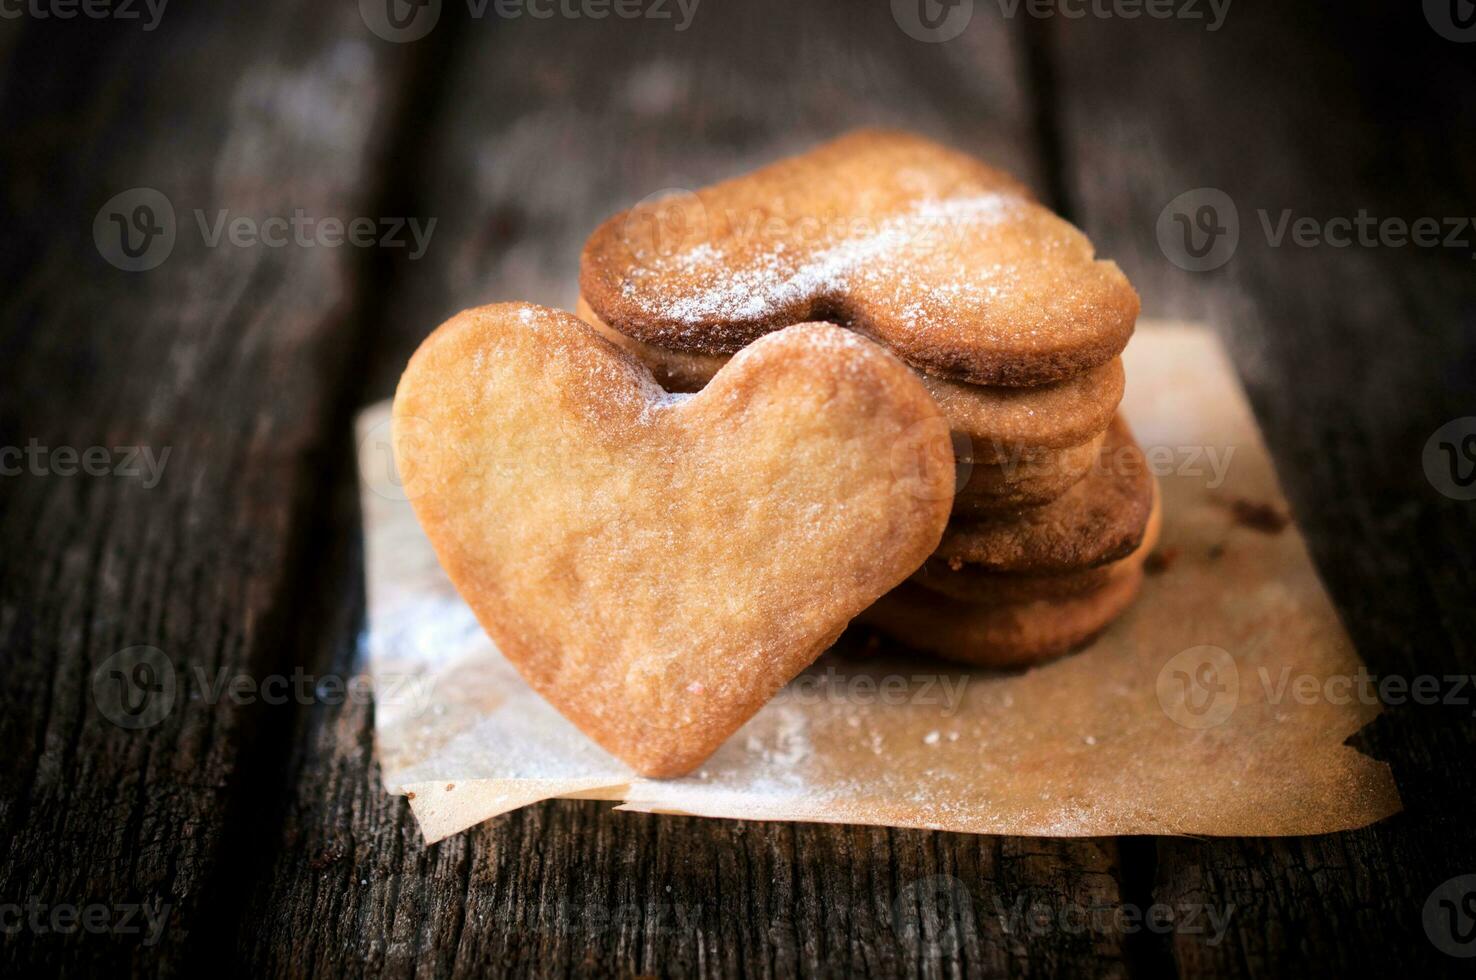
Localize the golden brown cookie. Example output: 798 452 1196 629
928 357 1123 459
575 294 1125 459
860 559 1147 668
934 415 1155 575
393 303 954 777
916 482 1161 603
580 129 1139 386
953 429 1107 514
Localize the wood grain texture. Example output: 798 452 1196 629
1048 0 1476 974
0 3 413 974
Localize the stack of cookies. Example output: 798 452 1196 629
576 130 1158 670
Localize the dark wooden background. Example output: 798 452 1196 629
2 0 1474 975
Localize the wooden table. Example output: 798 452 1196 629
3 0 1474 975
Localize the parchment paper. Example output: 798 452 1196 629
356 322 1401 843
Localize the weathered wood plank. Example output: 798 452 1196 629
1049 2 1476 974
0 5 414 974
233 2 1142 976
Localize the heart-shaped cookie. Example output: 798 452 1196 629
580 129 1139 386
393 303 953 776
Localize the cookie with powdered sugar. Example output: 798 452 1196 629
393 303 954 777
580 129 1139 386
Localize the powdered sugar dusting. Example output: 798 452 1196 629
628 193 1025 333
